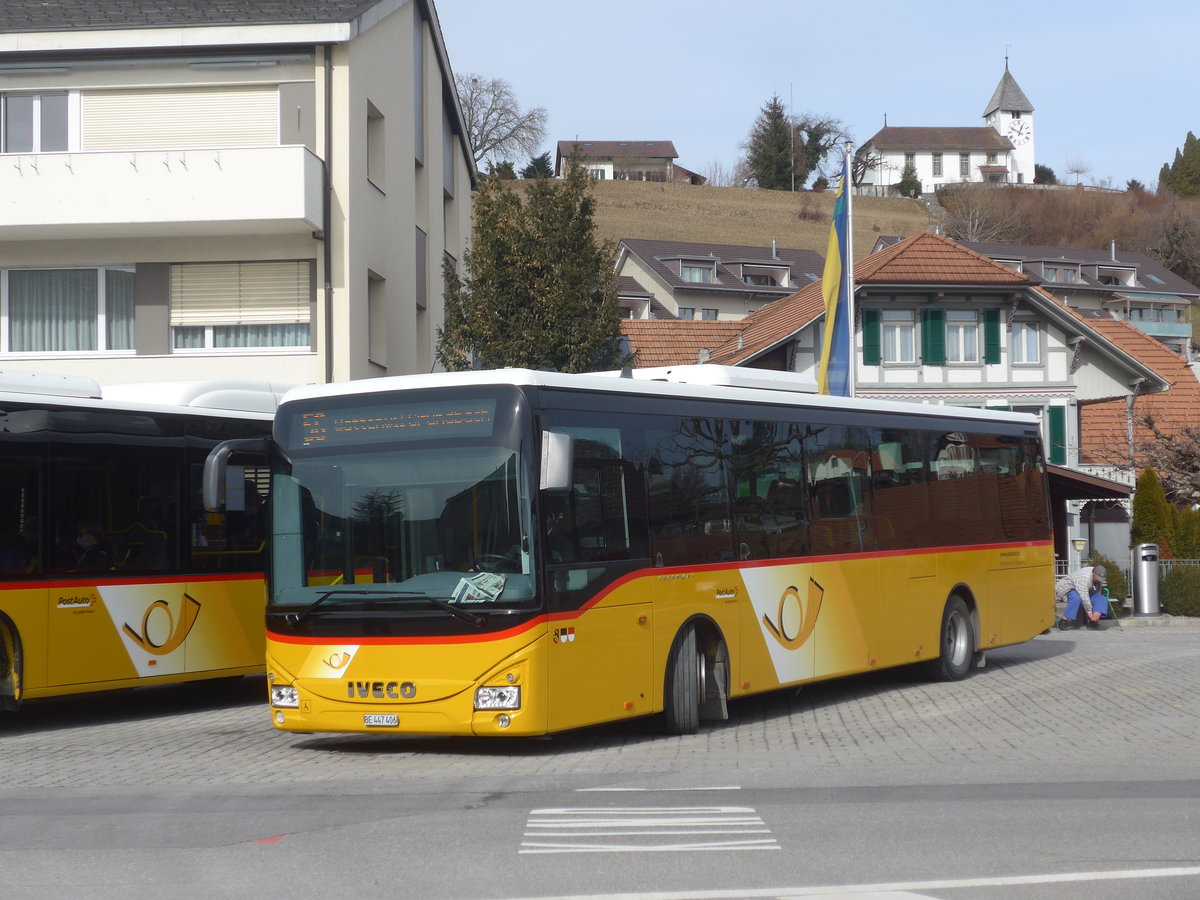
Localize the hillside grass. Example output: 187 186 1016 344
580 180 933 260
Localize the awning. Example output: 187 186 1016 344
1047 464 1131 501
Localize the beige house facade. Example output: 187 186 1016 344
0 0 474 386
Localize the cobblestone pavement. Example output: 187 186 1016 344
2 618 1199 790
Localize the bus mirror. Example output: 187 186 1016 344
203 438 271 511
540 430 573 491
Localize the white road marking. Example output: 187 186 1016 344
577 786 742 792
492 864 1200 899
520 805 780 855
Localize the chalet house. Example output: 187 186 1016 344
857 64 1035 191
625 231 1193 567
555 140 703 184
961 241 1199 358
0 0 474 386
615 238 825 321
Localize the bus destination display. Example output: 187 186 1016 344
298 399 497 447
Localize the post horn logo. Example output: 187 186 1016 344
324 651 353 669
762 578 824 650
122 593 201 656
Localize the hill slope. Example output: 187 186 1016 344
584 180 933 260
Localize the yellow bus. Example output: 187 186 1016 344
210 366 1054 737
0 371 288 709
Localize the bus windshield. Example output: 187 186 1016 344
269 389 536 619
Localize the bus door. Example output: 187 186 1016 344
1 452 46 696
543 425 653 732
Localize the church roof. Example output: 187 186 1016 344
863 127 1013 152
983 67 1034 117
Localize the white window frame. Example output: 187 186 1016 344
0 265 134 355
1011 320 1040 364
169 260 311 353
946 310 979 363
881 309 915 363
1 90 77 153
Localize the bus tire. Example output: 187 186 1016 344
0 620 18 711
924 595 974 682
663 623 701 735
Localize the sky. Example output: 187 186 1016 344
434 0 1196 190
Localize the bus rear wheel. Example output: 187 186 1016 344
664 624 702 735
924 596 974 682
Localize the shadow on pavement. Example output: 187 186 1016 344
292 637 1078 758
0 674 264 735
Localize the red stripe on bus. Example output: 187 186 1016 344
268 538 1052 647
1 572 265 590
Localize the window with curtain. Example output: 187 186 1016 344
4 266 133 352
169 260 311 350
945 310 978 363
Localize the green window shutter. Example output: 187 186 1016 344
921 308 945 365
862 308 881 365
984 309 1002 364
1048 406 1067 465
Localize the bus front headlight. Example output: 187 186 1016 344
270 685 300 708
474 685 521 710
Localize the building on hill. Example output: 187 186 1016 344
555 140 703 184
615 238 824 321
857 63 1034 192
631 230 1189 566
0 0 474 385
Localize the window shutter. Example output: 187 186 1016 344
861 308 881 365
921 309 945 365
83 86 278 151
984 309 1002 364
1047 406 1067 465
170 261 309 327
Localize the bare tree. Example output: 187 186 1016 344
939 184 1024 242
702 159 735 187
1135 414 1200 505
455 73 548 168
1064 156 1093 185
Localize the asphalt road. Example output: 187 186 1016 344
3 618 1199 900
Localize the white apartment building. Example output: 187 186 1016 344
0 0 474 386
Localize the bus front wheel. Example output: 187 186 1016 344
663 624 702 735
924 596 974 682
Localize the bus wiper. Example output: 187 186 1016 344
283 589 486 628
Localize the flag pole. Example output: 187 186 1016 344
844 141 855 397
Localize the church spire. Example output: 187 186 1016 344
983 62 1033 118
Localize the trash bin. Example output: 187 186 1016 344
1132 543 1160 617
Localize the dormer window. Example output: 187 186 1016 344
1097 267 1134 287
680 263 714 283
741 264 788 287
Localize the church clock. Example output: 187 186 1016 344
1007 118 1031 145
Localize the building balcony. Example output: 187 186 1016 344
0 145 323 241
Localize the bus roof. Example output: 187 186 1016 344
279 367 1041 429
0 371 293 418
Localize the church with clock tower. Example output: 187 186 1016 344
983 60 1035 183
857 63 1036 190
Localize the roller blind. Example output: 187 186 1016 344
170 261 309 327
83 85 278 150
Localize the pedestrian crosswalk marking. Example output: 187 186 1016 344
520 806 780 854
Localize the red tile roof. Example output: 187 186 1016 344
622 320 745 368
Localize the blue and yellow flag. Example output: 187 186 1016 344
817 156 852 396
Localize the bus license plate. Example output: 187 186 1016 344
363 714 399 727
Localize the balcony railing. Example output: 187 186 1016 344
0 145 323 240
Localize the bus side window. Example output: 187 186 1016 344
731 420 809 561
646 416 731 566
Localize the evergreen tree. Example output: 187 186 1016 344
520 151 553 179
896 163 921 198
1160 132 1200 197
1131 467 1175 558
745 95 801 190
1033 163 1057 185
436 161 627 374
